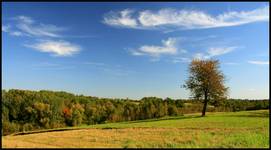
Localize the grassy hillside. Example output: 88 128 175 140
2 110 269 148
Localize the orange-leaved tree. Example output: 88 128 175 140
184 59 228 116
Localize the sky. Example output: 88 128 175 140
2 2 269 100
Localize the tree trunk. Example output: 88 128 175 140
202 91 208 117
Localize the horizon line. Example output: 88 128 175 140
2 88 269 101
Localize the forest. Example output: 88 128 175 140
1 89 269 136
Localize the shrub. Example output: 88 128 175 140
2 121 20 135
22 123 34 132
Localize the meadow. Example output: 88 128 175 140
2 109 269 148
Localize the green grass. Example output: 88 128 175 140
2 110 269 148
79 110 269 129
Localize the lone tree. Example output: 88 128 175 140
184 59 228 117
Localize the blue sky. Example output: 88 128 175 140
2 2 269 99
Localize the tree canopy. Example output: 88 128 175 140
184 59 228 116
2 89 268 135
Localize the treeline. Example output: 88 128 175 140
2 89 183 135
177 99 269 114
1 89 269 135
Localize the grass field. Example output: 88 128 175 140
2 110 269 148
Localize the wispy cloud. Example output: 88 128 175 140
193 46 238 60
130 37 179 58
129 36 237 62
207 47 237 57
5 16 94 39
14 15 65 37
103 9 139 28
248 60 269 65
31 62 75 70
32 62 61 67
193 53 210 60
9 31 23 36
223 62 239 65
82 61 136 76
171 57 191 63
31 61 135 76
25 40 81 57
2 25 10 32
103 6 269 31
83 62 106 66
3 16 89 56
16 16 34 24
100 67 136 76
2 24 23 36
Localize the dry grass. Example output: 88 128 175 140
2 110 269 148
2 127 268 148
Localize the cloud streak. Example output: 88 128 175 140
171 57 191 63
14 15 65 37
2 24 23 36
193 46 237 60
223 62 239 65
3 16 89 56
2 25 10 32
31 62 75 70
25 40 81 57
207 47 237 57
130 38 179 57
82 61 136 76
4 16 94 39
103 6 269 31
248 60 269 65
103 9 138 28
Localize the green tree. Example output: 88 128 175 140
33 102 52 128
184 59 228 116
168 105 178 116
71 103 85 126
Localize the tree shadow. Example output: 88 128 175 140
12 127 85 136
119 115 202 124
222 111 269 118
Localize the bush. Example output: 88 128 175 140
168 105 178 116
2 121 20 135
50 122 65 129
22 123 34 132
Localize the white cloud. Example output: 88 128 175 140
130 38 178 57
9 31 23 36
32 62 75 70
31 62 73 70
223 62 239 65
193 53 210 60
248 60 269 65
2 25 23 36
130 50 145 56
17 23 63 38
25 40 81 56
82 61 136 76
193 46 237 60
32 62 61 67
83 62 105 66
16 16 35 24
207 46 237 57
5 15 94 39
5 16 84 56
103 6 269 30
13 15 65 37
172 57 191 63
2 25 10 32
103 9 138 28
